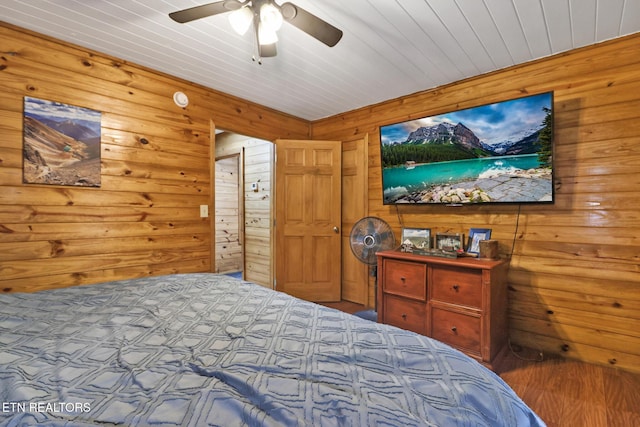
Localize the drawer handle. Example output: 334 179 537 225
452 284 460 291
451 326 457 333
400 277 406 282
401 313 407 320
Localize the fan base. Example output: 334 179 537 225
353 309 377 322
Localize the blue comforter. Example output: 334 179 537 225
0 273 545 426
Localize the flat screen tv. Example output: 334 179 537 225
380 92 554 205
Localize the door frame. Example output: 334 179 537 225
211 124 275 287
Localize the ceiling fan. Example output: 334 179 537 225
169 0 343 60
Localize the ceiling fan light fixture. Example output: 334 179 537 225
170 1 343 58
228 5 253 35
259 3 283 32
258 22 278 45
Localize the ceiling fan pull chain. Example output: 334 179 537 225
251 28 263 65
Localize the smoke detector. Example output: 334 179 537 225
173 91 189 108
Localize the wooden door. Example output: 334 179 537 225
341 136 369 305
275 139 342 301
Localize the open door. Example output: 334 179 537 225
275 139 341 302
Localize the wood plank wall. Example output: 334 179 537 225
214 155 242 274
0 23 308 293
242 141 274 286
311 34 640 374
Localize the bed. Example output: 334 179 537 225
0 273 545 426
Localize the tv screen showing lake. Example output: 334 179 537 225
383 154 553 204
379 91 554 204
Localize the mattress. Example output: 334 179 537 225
0 273 545 426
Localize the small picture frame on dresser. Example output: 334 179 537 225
401 228 431 251
435 233 463 252
467 228 492 255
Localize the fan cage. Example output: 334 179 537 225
349 217 395 266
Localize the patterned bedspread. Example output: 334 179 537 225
0 273 545 426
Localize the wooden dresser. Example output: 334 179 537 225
376 250 509 369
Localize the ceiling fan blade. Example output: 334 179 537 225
280 2 343 47
169 0 242 24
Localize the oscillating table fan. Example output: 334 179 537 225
349 217 396 321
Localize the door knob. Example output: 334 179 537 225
333 226 339 233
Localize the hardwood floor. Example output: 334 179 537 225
497 347 640 427
322 301 640 427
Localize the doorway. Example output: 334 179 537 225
212 131 369 303
214 130 274 288
214 154 243 275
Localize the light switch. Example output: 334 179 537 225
199 205 209 218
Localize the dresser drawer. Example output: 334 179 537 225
382 259 427 301
431 266 482 308
383 295 427 335
431 307 480 354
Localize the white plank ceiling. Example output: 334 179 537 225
1 0 639 120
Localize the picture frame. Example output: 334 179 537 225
467 228 492 255
23 96 101 187
400 228 431 252
435 233 463 252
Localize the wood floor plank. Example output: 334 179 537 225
498 352 640 427
603 367 640 412
563 399 608 427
